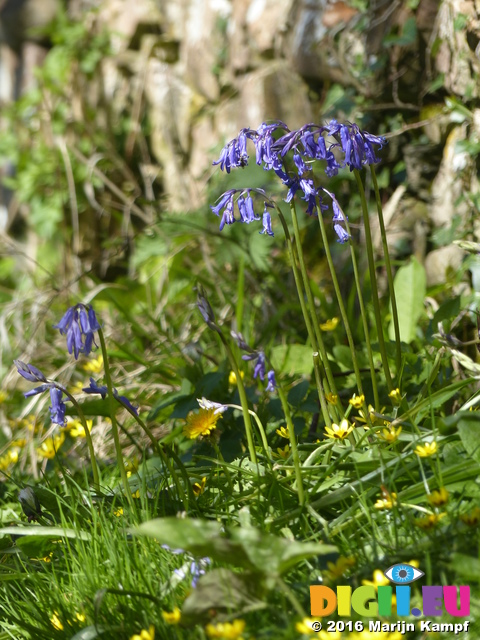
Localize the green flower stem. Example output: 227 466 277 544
315 204 365 399
62 391 100 488
98 328 135 507
342 216 380 410
275 206 332 428
289 200 342 415
211 439 234 492
218 334 258 467
122 404 189 506
370 165 402 374
276 382 305 506
353 169 394 392
225 404 272 462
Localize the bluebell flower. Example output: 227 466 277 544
49 387 66 425
260 204 274 236
325 189 351 244
326 120 386 171
174 557 211 588
266 370 276 392
53 304 101 359
14 360 47 383
212 128 253 173
14 360 68 425
242 350 266 381
82 378 138 415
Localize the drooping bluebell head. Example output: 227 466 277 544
53 304 101 359
14 360 68 425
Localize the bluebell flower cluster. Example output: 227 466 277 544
53 304 101 359
83 377 138 415
211 120 386 242
231 331 277 392
14 360 67 426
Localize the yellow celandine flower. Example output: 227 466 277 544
415 513 446 530
11 438 27 448
183 408 222 439
325 393 338 405
130 625 155 640
461 506 480 526
374 492 397 510
205 618 245 639
325 556 356 580
295 617 322 635
427 487 449 506
162 607 181 625
132 490 141 499
193 477 207 496
74 613 86 623
324 419 353 440
319 317 339 331
349 393 365 409
362 569 390 588
51 612 64 630
414 441 438 457
65 418 93 438
377 426 402 443
388 388 402 403
69 381 86 395
37 432 66 459
83 355 103 374
0 390 7 404
276 426 290 439
114 507 124 517
228 370 244 385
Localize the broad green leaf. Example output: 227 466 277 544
389 257 426 343
271 344 314 375
457 413 480 463
134 518 336 577
70 626 106 640
16 536 57 558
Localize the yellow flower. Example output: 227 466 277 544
319 317 339 331
75 613 86 623
113 507 124 517
65 418 93 438
206 619 245 639
0 390 7 404
193 477 207 496
427 487 449 507
295 617 322 635
132 489 141 499
377 425 402 443
362 569 390 588
83 355 103 374
349 393 365 409
228 370 244 385
162 607 181 625
324 419 353 440
69 381 86 395
388 388 402 403
37 432 65 459
414 441 438 457
11 438 27 448
461 507 480 526
51 612 64 631
415 513 446 530
130 625 155 640
274 444 291 459
183 408 222 439
325 556 356 580
374 492 397 510
276 426 290 439
325 393 338 405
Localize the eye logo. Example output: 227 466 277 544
384 563 425 584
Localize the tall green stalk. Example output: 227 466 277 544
289 201 341 412
370 165 402 374
275 207 332 428
353 169 394 392
62 390 100 488
98 328 134 507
